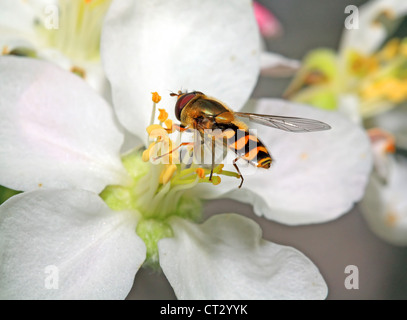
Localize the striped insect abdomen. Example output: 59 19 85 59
226 129 272 169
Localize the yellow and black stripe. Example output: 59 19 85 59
226 129 272 168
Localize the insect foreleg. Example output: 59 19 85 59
152 142 194 161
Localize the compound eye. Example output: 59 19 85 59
174 92 196 120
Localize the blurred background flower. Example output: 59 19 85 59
0 0 111 93
282 0 407 249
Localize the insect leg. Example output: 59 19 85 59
153 142 194 161
232 157 244 188
164 123 192 134
209 135 215 181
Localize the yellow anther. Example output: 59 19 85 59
385 79 407 103
401 39 407 57
146 124 163 134
360 81 381 100
349 51 378 75
195 168 205 179
164 119 173 131
381 9 395 20
142 142 157 162
2 46 9 55
146 124 168 139
70 66 86 79
375 78 407 103
151 92 161 103
158 108 169 122
161 164 177 184
378 38 400 61
210 176 221 185
361 77 407 103
372 9 395 27
142 149 149 162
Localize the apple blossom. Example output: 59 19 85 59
0 0 112 93
0 0 372 299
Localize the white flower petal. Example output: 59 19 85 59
360 157 407 246
102 0 260 138
0 189 145 299
0 0 58 50
260 51 300 77
37 48 110 96
0 1 38 53
0 0 38 34
339 0 407 55
0 29 36 55
159 214 327 300
225 99 372 225
0 56 129 193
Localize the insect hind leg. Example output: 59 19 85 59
232 157 244 188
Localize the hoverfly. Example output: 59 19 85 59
170 90 331 188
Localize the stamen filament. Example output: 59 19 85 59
43 0 112 61
220 170 241 179
159 178 200 219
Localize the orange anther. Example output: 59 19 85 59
151 92 161 103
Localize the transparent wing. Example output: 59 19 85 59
235 112 331 132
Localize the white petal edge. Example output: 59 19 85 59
0 56 129 193
37 48 110 97
359 157 407 246
260 51 300 77
0 189 145 299
102 0 260 139
224 98 372 225
158 214 328 300
339 0 407 55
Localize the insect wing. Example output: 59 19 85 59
235 112 331 132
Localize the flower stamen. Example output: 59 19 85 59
70 66 86 78
2 46 9 55
160 164 177 184
158 108 169 122
101 91 244 267
151 92 161 103
195 168 205 179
